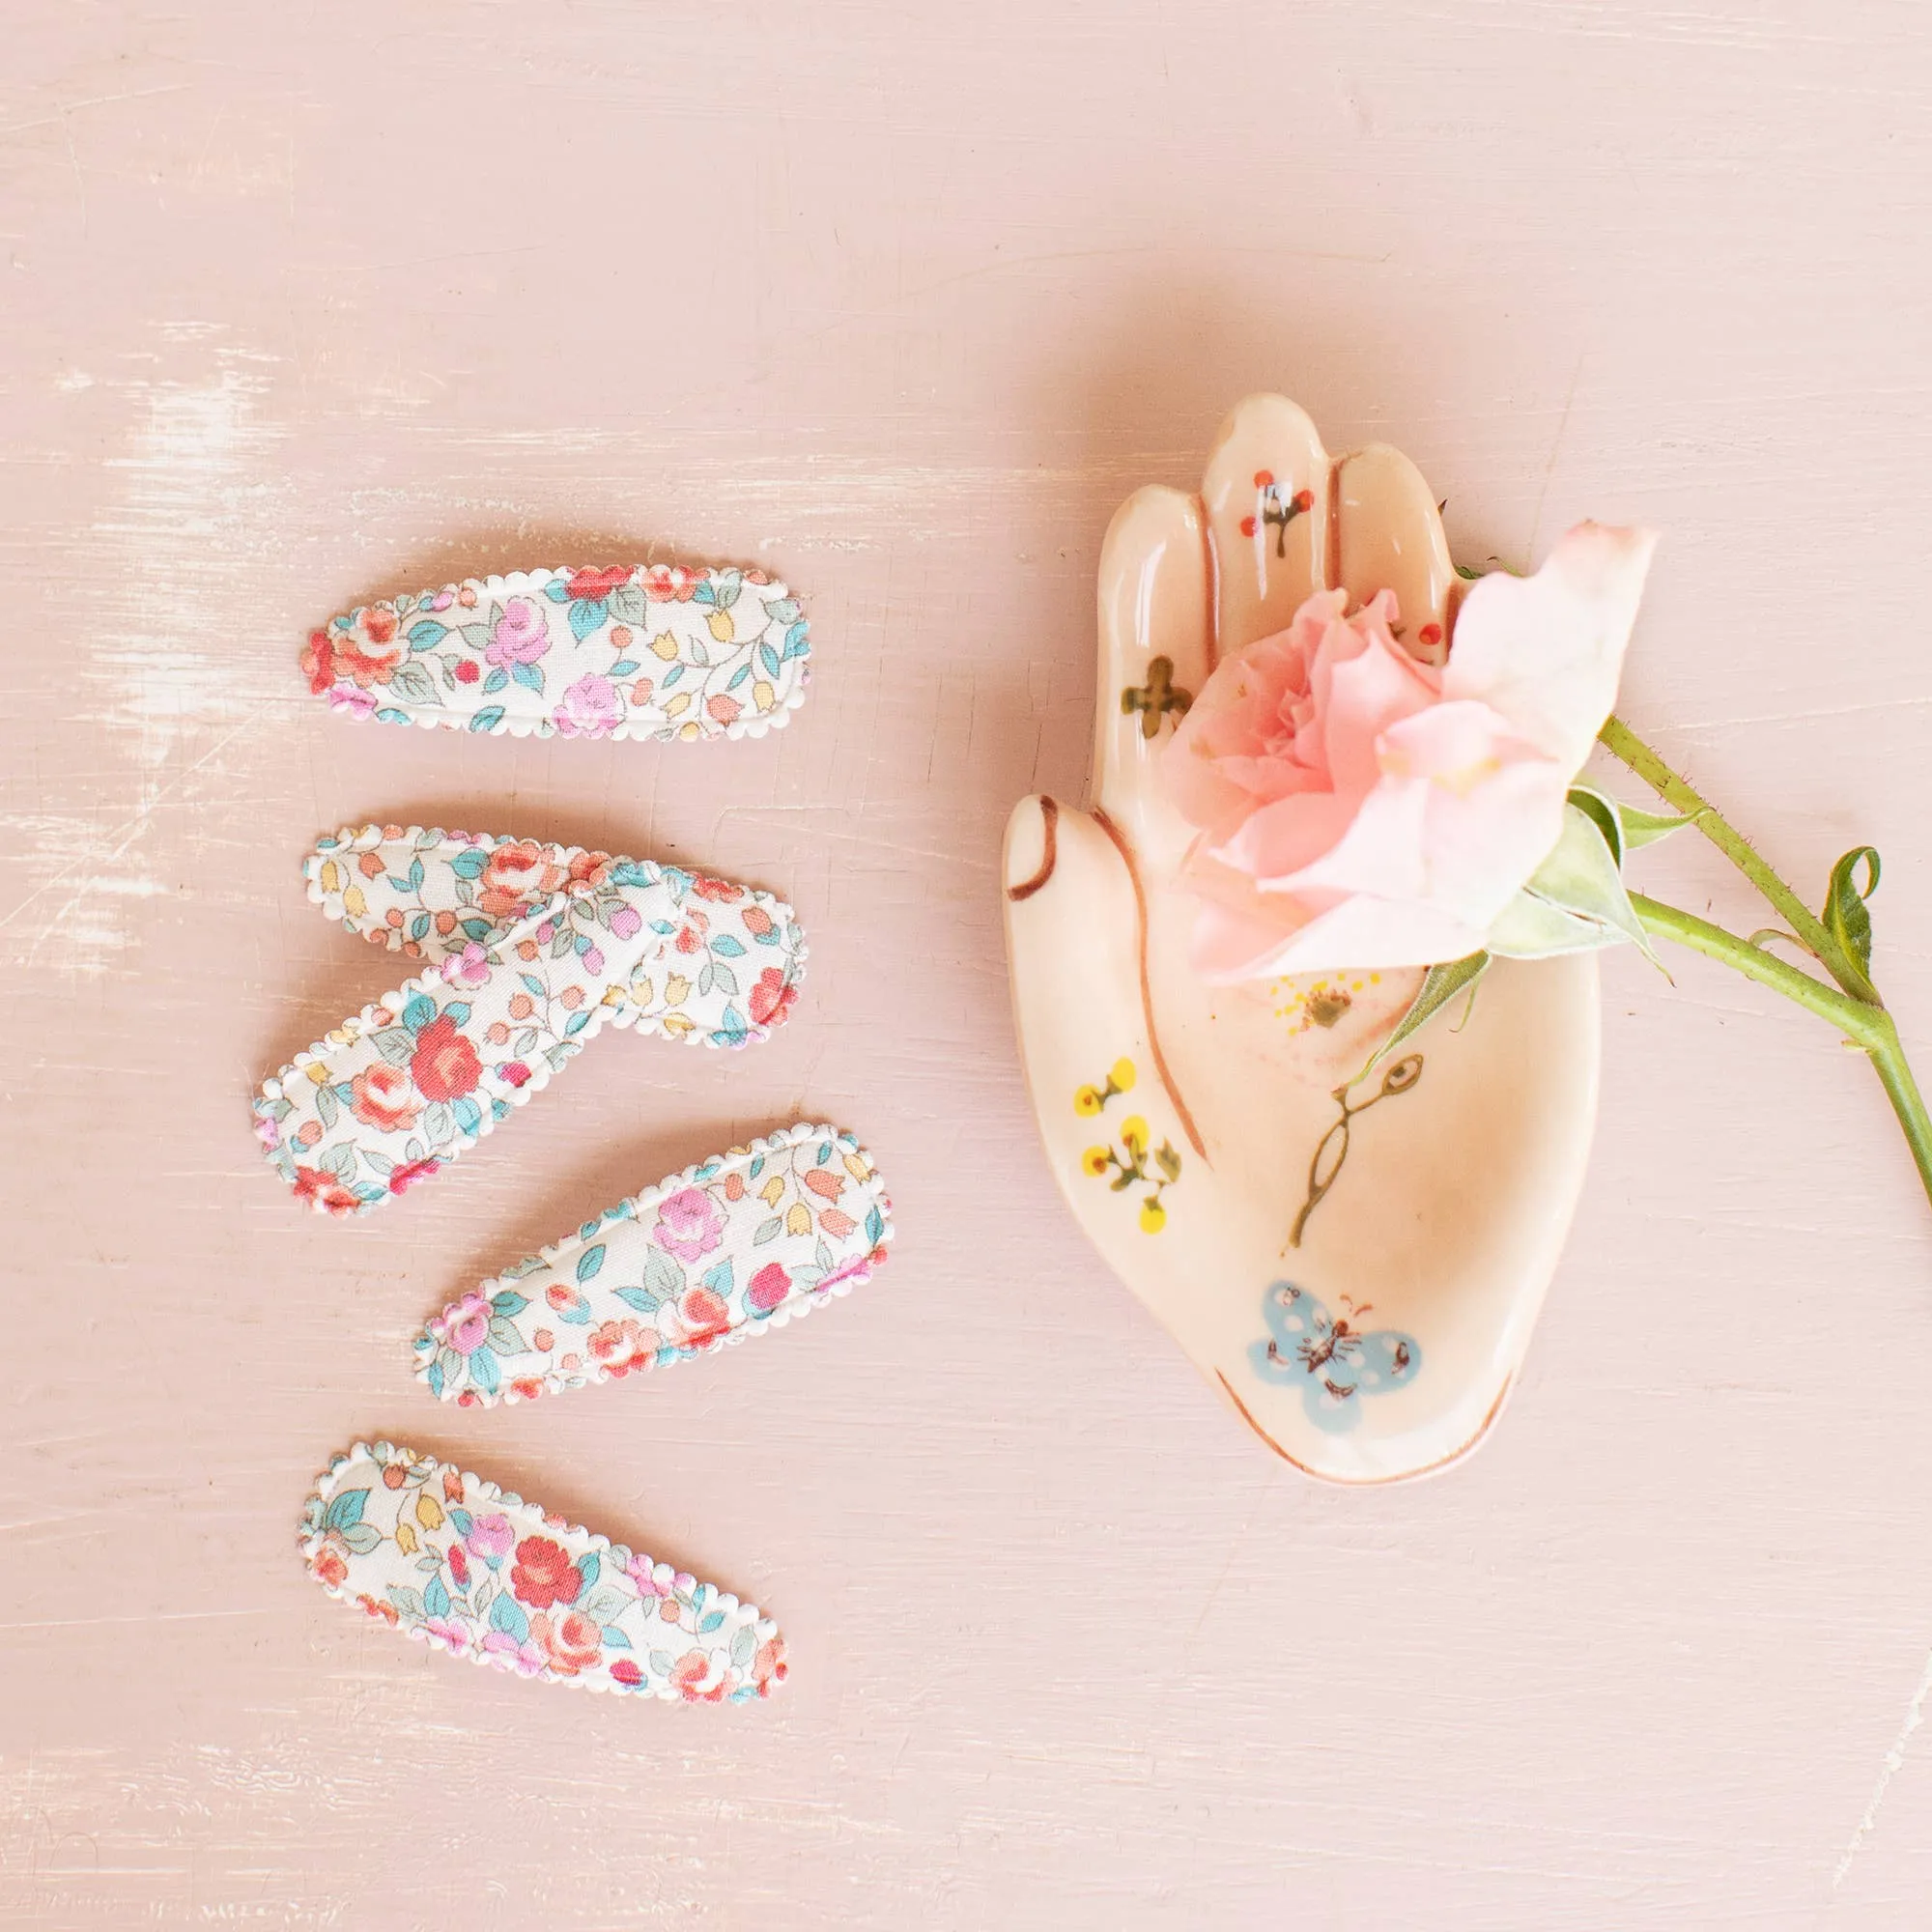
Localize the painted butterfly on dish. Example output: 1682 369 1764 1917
1248 1281 1422 1434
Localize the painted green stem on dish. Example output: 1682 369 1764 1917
1605 715 1932 1212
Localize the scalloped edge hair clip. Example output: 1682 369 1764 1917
255 826 805 1215
299 564 810 741
299 1442 786 1702
413 1123 894 1406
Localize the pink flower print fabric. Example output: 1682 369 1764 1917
412 1125 895 1406
298 564 810 742
256 828 807 1215
299 1442 786 1702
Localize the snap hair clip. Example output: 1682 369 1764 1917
255 825 805 1215
412 1124 894 1406
299 1441 785 1702
299 564 809 741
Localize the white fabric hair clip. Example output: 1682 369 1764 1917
299 1442 785 1702
255 825 804 1214
412 1124 894 1405
300 565 809 741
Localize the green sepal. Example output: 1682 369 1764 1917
1567 781 1695 861
1359 950 1491 1079
1488 801 1662 967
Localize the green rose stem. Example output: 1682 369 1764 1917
1599 715 1932 1209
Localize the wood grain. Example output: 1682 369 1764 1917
4 1 1932 1925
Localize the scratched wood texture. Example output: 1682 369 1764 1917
4 3 1932 1926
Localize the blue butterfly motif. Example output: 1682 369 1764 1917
1248 1281 1422 1435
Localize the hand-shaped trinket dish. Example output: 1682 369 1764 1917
1003 395 1635 1484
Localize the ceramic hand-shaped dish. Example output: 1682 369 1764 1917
1003 395 1599 1483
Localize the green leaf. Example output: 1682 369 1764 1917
1360 951 1491 1077
643 1245 685 1300
579 1583 629 1625
576 1242 606 1283
367 1028 414 1069
1489 802 1660 965
387 662 442 708
1567 782 1626 867
1620 804 1699 849
325 1488 369 1532
1567 781 1695 859
1823 845 1882 992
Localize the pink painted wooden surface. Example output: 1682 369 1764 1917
5 3 1932 1925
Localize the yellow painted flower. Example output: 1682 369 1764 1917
319 858 342 895
342 883 366 920
1110 1058 1136 1092
664 973 691 1007
393 1519 418 1555
1139 1198 1168 1235
1121 1116 1149 1154
305 1062 332 1086
785 1201 813 1237
1081 1146 1111 1177
660 1012 696 1037
753 680 776 713
415 1492 443 1531
1074 1085 1103 1117
665 690 692 717
706 609 736 644
760 1173 786 1207
649 630 681 661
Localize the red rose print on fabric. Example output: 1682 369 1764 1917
410 1014 482 1103
509 1535 582 1611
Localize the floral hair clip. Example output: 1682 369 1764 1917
256 825 805 1214
414 1124 895 1406
299 1441 786 1702
300 564 810 741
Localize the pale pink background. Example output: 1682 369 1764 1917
5 4 1932 1927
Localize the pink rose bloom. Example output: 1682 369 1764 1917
327 686 378 720
441 940 491 989
659 1286 731 1350
1165 523 1656 979
626 1553 668 1599
653 1185 725 1263
438 1291 492 1354
466 1513 516 1559
486 596 552 668
422 1616 472 1655
553 672 623 738
748 1262 792 1313
481 1631 547 1676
